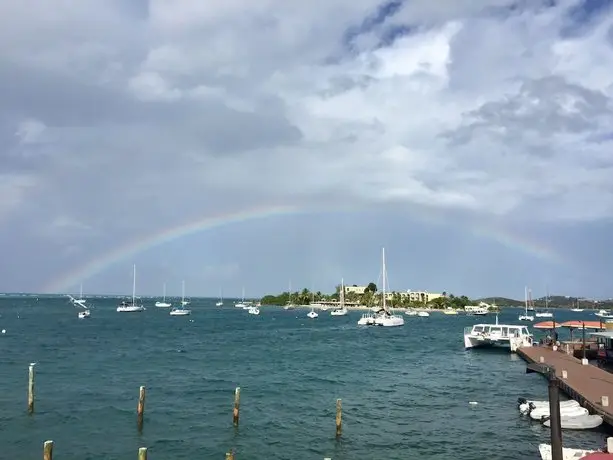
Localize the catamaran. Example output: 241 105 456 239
464 314 533 352
535 288 553 318
518 286 534 321
117 265 145 312
235 287 248 308
155 282 172 307
170 280 191 316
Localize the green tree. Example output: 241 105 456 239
365 282 377 293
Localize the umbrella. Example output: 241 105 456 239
560 320 604 330
534 321 561 329
579 453 613 459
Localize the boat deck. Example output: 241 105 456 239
517 346 613 426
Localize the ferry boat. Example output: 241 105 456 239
464 316 533 352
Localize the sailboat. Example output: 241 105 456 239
155 282 172 307
330 278 348 316
284 280 296 310
216 288 223 307
535 289 553 318
170 281 191 316
72 284 86 307
235 287 247 308
571 298 583 312
117 265 145 312
372 248 404 327
519 286 534 321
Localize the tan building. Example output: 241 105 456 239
403 291 443 303
344 285 367 295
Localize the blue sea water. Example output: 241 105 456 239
0 299 610 460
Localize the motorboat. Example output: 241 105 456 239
595 309 613 319
541 414 604 430
307 309 318 319
571 308 584 312
538 444 596 460
517 398 579 413
78 309 90 319
464 316 533 352
526 402 588 421
405 310 418 316
248 306 260 315
443 309 458 315
417 311 430 317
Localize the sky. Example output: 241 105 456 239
1 0 613 300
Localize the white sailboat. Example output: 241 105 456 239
216 288 223 307
155 282 172 307
170 280 191 316
330 278 348 316
307 301 319 319
374 248 404 327
284 280 296 310
535 289 553 318
519 286 534 321
117 265 145 312
235 287 247 308
73 284 87 307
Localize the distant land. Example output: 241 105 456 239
0 293 612 309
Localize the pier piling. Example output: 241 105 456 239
335 399 342 437
138 447 147 460
226 450 235 460
233 387 240 427
602 396 609 407
539 356 545 363
561 370 567 379
548 370 563 460
43 440 53 460
137 386 146 430
28 363 35 414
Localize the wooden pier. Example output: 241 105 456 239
517 346 613 426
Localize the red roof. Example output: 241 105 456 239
580 453 613 459
560 320 604 330
534 321 562 329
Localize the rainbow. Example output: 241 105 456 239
43 205 300 293
42 205 566 293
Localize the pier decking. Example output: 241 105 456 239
517 346 613 426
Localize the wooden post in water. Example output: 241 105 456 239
582 323 587 360
28 363 35 414
548 369 563 460
137 386 146 430
335 399 342 437
233 387 241 427
225 450 235 460
43 440 53 460
138 447 147 460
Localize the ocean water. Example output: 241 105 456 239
0 299 610 460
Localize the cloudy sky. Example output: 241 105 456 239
1 0 612 299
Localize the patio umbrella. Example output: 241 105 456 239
534 321 562 329
560 320 604 341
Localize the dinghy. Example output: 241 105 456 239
518 397 579 414
538 443 596 460
542 414 604 430
529 403 588 421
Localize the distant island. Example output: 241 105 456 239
261 285 613 310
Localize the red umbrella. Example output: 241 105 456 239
579 453 613 459
560 320 604 330
534 321 562 329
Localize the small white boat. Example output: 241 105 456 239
78 309 90 319
542 414 604 430
538 444 596 460
518 398 579 413
595 309 613 319
535 311 553 318
529 405 588 421
405 310 418 316
464 317 533 352
417 311 430 317
571 308 584 312
443 309 458 315
307 309 318 319
248 306 260 315
330 307 348 316
155 283 172 307
170 281 191 316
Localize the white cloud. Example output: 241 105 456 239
1 0 613 244
15 118 46 144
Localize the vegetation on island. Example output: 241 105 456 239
260 284 475 310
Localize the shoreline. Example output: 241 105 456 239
260 304 476 312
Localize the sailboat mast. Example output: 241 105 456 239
382 247 387 311
182 280 185 305
340 278 345 307
524 286 528 314
132 264 136 306
80 283 83 299
163 282 166 302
